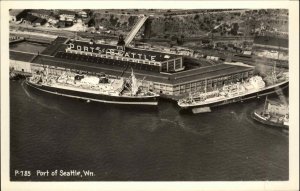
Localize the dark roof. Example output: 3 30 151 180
32 54 252 85
31 54 170 83
68 40 182 62
41 37 69 55
253 36 288 48
33 18 46 24
171 64 253 84
59 10 76 15
25 14 38 22
10 50 254 85
10 51 36 62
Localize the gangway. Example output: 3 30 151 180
124 15 149 46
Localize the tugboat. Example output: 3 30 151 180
252 96 289 130
178 64 289 113
25 68 159 106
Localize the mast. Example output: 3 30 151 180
43 65 48 82
272 39 280 83
272 61 277 84
263 95 268 114
130 69 138 96
189 91 194 103
204 78 207 94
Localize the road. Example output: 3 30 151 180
10 23 118 40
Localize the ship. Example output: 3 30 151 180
178 66 289 113
252 97 289 130
25 68 159 106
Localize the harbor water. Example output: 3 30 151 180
10 80 289 181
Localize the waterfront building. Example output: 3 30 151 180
253 36 288 51
63 39 185 73
253 36 289 60
9 37 254 98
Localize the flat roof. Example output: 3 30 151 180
10 50 254 85
41 37 69 56
33 18 46 24
29 9 52 16
171 64 253 84
25 14 38 22
31 54 170 83
254 36 288 48
68 40 182 62
59 10 77 15
10 51 36 62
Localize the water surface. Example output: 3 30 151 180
10 80 289 181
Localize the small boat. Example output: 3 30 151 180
252 96 289 130
25 68 159 106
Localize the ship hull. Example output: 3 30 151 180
25 80 159 106
251 111 288 130
179 80 289 111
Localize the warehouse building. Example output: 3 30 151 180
10 37 255 98
253 36 288 51
63 39 185 73
253 36 289 60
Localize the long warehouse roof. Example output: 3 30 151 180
10 50 253 85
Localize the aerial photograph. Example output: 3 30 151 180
9 9 289 181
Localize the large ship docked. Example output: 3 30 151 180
25 68 159 105
178 68 289 113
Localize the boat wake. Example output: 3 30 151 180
22 81 33 99
160 117 211 136
160 118 179 126
230 110 247 123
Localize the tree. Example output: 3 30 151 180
177 35 185 45
88 18 95 27
171 35 178 41
231 23 239 35
217 15 223 22
128 16 136 26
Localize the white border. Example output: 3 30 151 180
1 1 299 191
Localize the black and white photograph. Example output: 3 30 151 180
1 1 299 191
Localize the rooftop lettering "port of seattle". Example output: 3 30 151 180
68 43 157 62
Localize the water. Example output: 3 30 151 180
10 80 289 181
